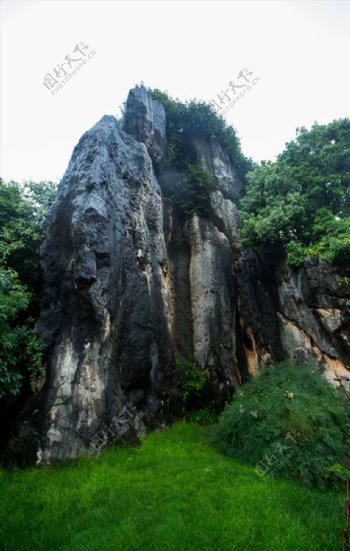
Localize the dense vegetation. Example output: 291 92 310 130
213 361 350 488
0 423 344 551
240 119 350 270
0 180 56 401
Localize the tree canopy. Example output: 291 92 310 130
0 180 57 400
240 119 350 269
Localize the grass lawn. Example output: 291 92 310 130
0 423 344 551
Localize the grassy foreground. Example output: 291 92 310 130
0 423 344 551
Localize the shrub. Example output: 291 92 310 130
171 163 217 217
286 210 350 270
185 407 218 425
213 361 350 488
0 269 43 400
176 358 207 407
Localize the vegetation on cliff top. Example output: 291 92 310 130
148 87 251 174
148 87 252 217
147 90 350 271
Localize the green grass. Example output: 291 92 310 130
0 423 344 551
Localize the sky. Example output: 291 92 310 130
1 0 349 183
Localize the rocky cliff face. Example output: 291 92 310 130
6 87 350 465
237 248 350 384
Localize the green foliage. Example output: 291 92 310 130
285 208 350 268
170 163 217 217
240 119 350 270
0 423 344 551
23 327 44 392
213 361 350 488
0 179 56 400
0 269 28 398
324 463 350 483
149 88 249 171
184 407 218 425
0 180 56 290
176 358 207 405
147 87 252 218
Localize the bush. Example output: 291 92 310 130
213 361 350 488
184 407 218 425
286 209 350 270
176 358 207 407
171 163 217 217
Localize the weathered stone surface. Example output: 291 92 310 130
7 115 175 464
5 87 350 465
237 252 350 389
191 135 241 201
277 258 350 387
123 86 166 162
6 89 249 465
236 245 285 374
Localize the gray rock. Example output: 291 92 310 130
237 251 350 388
19 114 175 463
123 86 166 162
191 135 241 201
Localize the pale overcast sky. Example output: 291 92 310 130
1 0 349 183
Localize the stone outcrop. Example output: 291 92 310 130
237 249 350 387
123 86 166 162
277 259 350 386
5 87 350 465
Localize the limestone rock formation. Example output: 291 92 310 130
237 249 350 384
124 86 166 162
6 87 350 465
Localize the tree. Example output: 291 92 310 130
0 179 57 400
0 269 29 398
240 119 350 269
